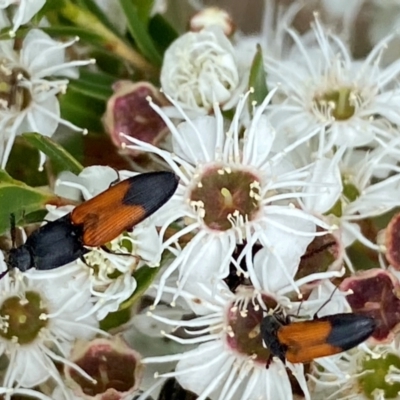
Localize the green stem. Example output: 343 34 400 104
60 2 158 76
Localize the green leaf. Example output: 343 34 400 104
42 26 103 44
22 133 83 175
119 265 160 310
132 0 154 23
73 0 124 39
149 13 178 54
100 307 131 331
118 0 162 66
6 137 48 187
88 49 127 77
22 210 48 225
0 170 58 234
248 44 268 111
59 87 105 133
34 0 68 23
79 69 118 87
67 77 113 102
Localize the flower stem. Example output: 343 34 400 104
60 2 158 76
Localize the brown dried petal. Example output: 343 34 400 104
65 336 143 400
103 81 169 157
385 212 400 270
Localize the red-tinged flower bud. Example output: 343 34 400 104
65 336 143 400
340 269 400 343
190 7 235 37
384 212 400 270
103 81 169 157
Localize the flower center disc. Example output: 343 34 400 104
0 66 31 111
190 167 261 231
71 348 137 395
314 87 357 120
225 294 276 364
0 291 47 344
360 353 400 399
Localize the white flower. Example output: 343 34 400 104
265 17 400 154
0 25 93 167
303 145 400 271
0 256 99 396
140 262 344 400
0 0 45 33
39 166 163 320
160 27 241 115
123 90 336 305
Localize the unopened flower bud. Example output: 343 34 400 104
161 27 239 113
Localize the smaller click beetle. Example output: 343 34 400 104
261 311 376 365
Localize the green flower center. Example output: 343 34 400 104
359 353 400 399
0 65 31 112
314 87 358 121
0 291 48 345
225 293 276 364
190 166 261 231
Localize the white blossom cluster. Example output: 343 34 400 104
2 1 400 400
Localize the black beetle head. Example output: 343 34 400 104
7 246 32 272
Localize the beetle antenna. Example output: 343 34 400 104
0 268 9 280
10 213 16 248
314 286 340 318
109 168 121 187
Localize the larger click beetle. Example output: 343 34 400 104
4 171 179 276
